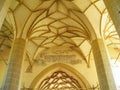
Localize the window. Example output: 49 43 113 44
39 71 82 90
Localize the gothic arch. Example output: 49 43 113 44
30 63 91 89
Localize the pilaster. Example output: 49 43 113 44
0 0 12 29
92 39 117 90
2 38 26 90
103 0 120 37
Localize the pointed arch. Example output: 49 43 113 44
30 63 91 89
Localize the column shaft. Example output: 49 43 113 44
92 39 117 90
103 0 120 37
2 38 26 90
0 0 12 29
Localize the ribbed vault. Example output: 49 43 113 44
0 0 120 68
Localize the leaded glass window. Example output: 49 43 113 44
39 71 82 90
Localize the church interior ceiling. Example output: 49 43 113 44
0 0 120 68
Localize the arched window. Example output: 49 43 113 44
39 71 82 90
30 63 91 90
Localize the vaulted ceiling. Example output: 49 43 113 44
0 0 120 67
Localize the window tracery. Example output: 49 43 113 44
39 71 82 90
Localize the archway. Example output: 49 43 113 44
30 63 91 90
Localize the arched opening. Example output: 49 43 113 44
30 63 91 90
39 71 82 90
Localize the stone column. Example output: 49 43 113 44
103 0 120 37
0 0 13 29
92 39 117 90
1 38 26 90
